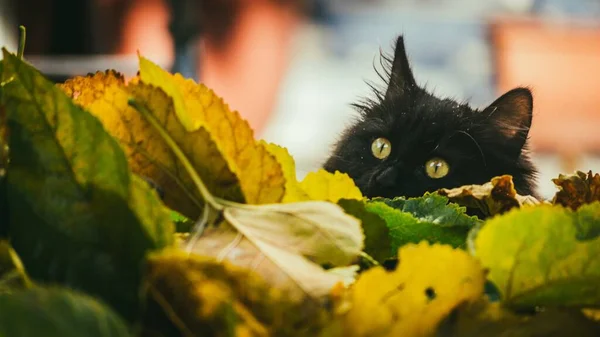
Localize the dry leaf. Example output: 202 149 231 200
437 175 540 218
552 170 600 210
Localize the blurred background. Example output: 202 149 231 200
1 0 599 199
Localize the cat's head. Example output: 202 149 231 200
323 36 538 199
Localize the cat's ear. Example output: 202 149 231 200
384 36 417 101
483 87 533 150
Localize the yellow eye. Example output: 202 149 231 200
371 137 391 159
425 157 449 179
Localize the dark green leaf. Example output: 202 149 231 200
372 192 479 227
0 287 131 337
1 49 174 320
337 198 392 263
365 193 480 252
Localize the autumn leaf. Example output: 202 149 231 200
337 199 392 264
341 242 486 337
187 201 364 300
437 175 541 218
137 56 285 205
298 170 363 203
142 249 331 337
262 141 310 202
552 170 600 210
364 194 478 252
0 287 131 337
223 201 364 266
472 202 600 309
0 240 31 293
1 49 174 320
59 69 126 107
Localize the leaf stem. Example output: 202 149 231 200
127 98 223 211
17 26 26 60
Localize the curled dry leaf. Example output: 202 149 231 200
437 175 541 218
340 242 486 337
142 249 331 337
552 170 600 210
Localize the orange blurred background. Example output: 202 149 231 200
1 0 599 199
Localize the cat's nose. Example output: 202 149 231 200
375 167 398 187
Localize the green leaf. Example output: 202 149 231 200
1 49 174 320
373 192 480 227
337 198 392 263
0 240 31 293
473 202 600 309
0 287 131 337
365 194 480 252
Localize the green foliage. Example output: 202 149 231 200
364 193 480 253
472 202 600 309
1 49 174 321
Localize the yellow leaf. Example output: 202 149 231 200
138 56 285 205
342 242 486 337
299 169 363 203
143 248 331 337
58 70 126 107
262 142 310 203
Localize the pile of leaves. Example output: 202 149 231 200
0 31 599 336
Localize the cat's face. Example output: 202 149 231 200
323 36 538 199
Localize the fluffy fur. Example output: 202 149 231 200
323 36 538 199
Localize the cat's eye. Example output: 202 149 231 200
371 137 392 160
425 157 449 179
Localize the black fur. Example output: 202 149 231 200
323 36 538 199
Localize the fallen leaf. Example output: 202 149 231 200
262 141 310 203
337 198 392 264
186 200 364 301
137 56 285 205
125 82 244 218
0 240 31 293
142 249 330 337
58 69 126 107
0 287 130 337
341 242 486 337
437 175 541 218
223 201 364 267
298 169 363 203
472 202 600 309
1 49 174 320
552 170 600 210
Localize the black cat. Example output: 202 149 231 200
323 36 538 199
